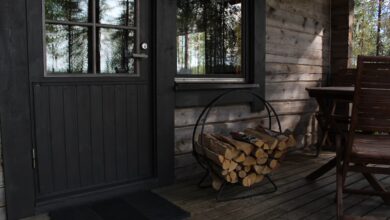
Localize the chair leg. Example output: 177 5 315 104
363 173 390 205
336 162 344 219
336 136 345 220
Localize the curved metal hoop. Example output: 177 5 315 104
191 89 283 201
192 89 282 172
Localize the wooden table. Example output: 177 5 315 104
305 86 354 181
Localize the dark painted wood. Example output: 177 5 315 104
49 86 68 191
250 0 266 111
114 85 128 181
102 86 117 182
34 86 54 194
0 1 36 219
126 87 139 179
77 86 93 187
155 0 176 185
174 83 260 91
63 86 81 190
138 86 153 177
90 86 105 184
3 0 176 217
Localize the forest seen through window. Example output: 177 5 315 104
176 0 242 77
353 0 390 65
45 0 136 75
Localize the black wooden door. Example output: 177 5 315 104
31 0 155 206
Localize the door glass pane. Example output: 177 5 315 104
45 0 89 22
46 24 90 74
98 28 135 74
98 0 136 26
177 0 242 76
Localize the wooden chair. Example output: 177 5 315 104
336 56 390 219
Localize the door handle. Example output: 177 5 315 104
133 53 149 59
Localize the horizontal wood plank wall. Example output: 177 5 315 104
174 0 331 180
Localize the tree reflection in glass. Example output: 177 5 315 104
98 28 135 74
99 0 135 26
46 25 89 74
177 0 242 76
45 0 137 75
45 0 89 22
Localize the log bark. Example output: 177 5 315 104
244 129 279 150
216 135 254 155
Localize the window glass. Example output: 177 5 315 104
352 0 390 66
44 0 137 75
46 25 90 73
98 0 135 26
177 0 242 76
98 28 135 74
45 0 89 22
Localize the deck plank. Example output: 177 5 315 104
155 152 390 219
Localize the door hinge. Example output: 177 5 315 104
32 148 37 169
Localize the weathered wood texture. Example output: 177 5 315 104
0 128 6 219
331 0 354 72
156 152 390 219
174 0 330 180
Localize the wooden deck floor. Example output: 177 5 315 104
154 152 390 220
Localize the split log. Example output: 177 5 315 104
253 148 267 159
201 134 240 160
242 173 257 187
210 172 224 191
243 156 257 166
203 147 225 167
216 135 254 156
269 159 279 170
244 166 251 173
274 150 284 159
244 129 279 150
228 161 238 172
233 153 246 163
256 157 268 165
286 133 297 148
253 165 265 175
262 166 272 175
238 170 247 178
230 132 265 148
255 175 265 183
229 171 238 184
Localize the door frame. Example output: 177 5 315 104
0 0 175 219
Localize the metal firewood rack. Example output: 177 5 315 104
192 89 282 201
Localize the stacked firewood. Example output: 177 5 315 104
195 125 297 191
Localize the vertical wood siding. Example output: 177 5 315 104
33 85 153 199
174 0 331 180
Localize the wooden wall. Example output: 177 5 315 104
174 0 332 180
331 0 354 73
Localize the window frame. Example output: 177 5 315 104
43 0 141 77
174 0 266 109
175 0 248 83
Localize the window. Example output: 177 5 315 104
44 0 136 75
176 0 244 83
352 0 390 66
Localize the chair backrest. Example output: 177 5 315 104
351 56 390 133
332 68 357 87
